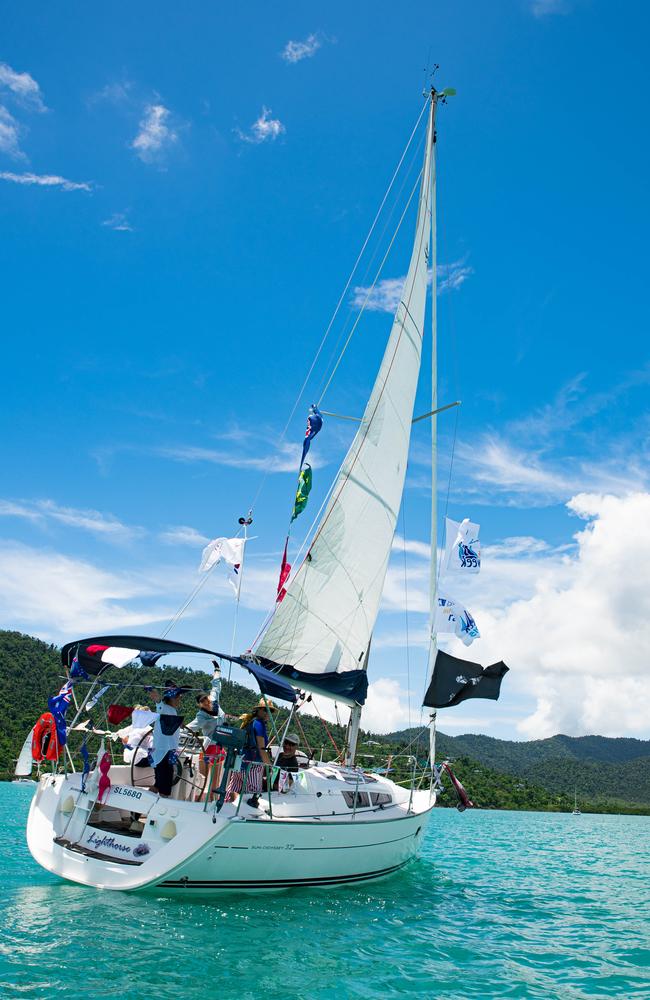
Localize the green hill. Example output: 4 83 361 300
2 630 648 815
379 727 650 810
0 629 350 776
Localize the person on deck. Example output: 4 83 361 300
272 732 301 791
116 705 156 767
150 683 186 797
275 733 301 772
226 699 276 808
188 661 225 738
187 662 226 798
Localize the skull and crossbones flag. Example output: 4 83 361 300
423 649 508 709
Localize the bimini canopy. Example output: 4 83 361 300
60 635 297 704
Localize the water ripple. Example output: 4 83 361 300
1 787 649 999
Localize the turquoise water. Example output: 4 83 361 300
1 785 649 999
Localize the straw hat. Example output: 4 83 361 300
239 698 278 728
254 698 278 713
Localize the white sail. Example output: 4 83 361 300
256 105 435 703
15 726 34 777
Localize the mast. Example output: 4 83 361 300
349 92 437 771
427 87 439 766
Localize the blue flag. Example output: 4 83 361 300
300 405 323 466
70 656 89 680
48 679 74 748
139 650 168 666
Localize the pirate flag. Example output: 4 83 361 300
423 649 508 709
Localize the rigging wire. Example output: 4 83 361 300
310 696 342 757
249 159 429 648
245 98 430 517
417 144 463 713
160 520 249 641
315 128 427 400
438 402 460 593
160 557 223 639
292 712 314 759
160 100 430 646
433 134 462 598
401 502 413 735
318 167 424 406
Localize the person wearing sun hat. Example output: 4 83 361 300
225 698 277 807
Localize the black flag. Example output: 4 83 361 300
423 650 509 709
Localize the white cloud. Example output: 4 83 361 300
372 493 650 740
392 533 431 559
0 62 46 111
0 106 26 160
361 678 414 733
236 107 285 145
131 103 178 163
352 261 473 313
0 170 92 191
281 34 321 64
437 260 473 292
0 498 140 542
456 434 648 508
444 492 650 739
37 500 141 540
91 81 133 105
158 441 308 474
530 0 569 16
354 276 404 314
159 525 210 547
102 212 133 232
459 436 573 501
485 535 551 558
0 500 42 522
0 542 174 638
302 678 414 736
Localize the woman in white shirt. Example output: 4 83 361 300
117 706 157 766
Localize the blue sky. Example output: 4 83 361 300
1 0 649 739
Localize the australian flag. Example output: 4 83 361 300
300 404 323 466
70 656 89 680
423 650 509 709
48 679 74 747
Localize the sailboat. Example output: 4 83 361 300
25 86 496 894
572 789 581 815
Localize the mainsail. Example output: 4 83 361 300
255 103 436 705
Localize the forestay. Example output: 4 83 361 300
256 105 435 705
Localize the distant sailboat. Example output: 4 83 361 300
572 789 581 815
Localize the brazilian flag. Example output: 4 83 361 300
291 463 313 521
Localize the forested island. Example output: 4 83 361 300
2 630 649 815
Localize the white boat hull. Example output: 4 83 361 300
27 765 435 895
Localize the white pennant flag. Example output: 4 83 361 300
435 592 480 646
199 536 245 574
443 517 481 575
228 560 242 598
